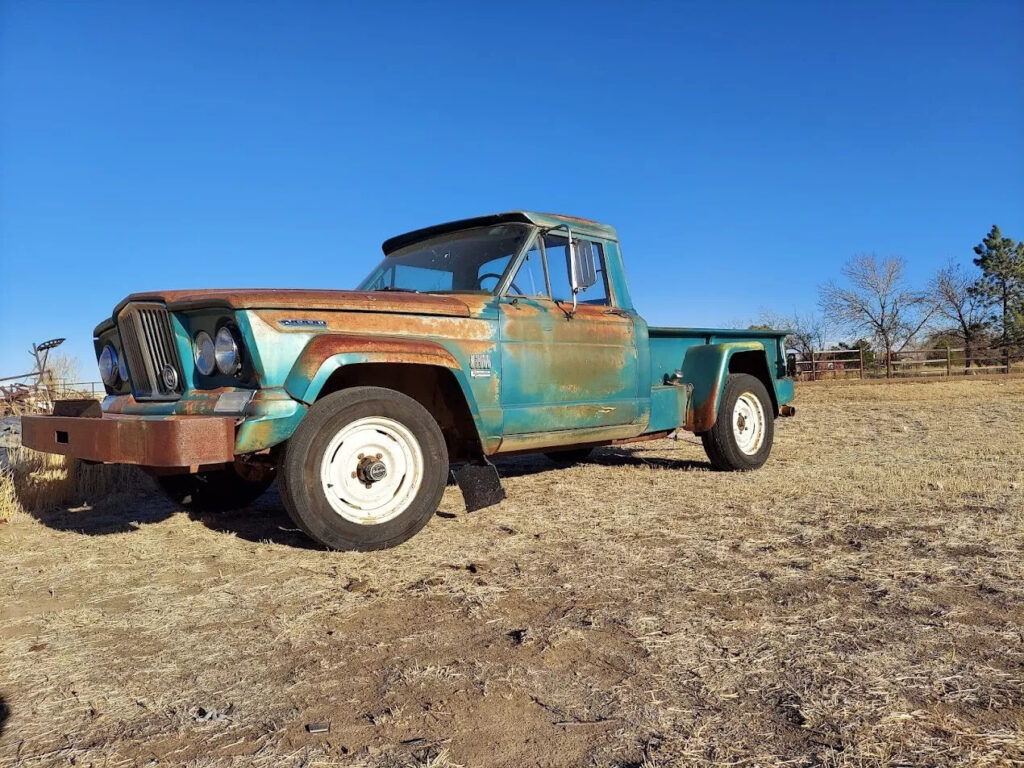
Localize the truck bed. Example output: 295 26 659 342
647 326 788 383
644 325 791 433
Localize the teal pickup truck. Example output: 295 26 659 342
23 212 794 550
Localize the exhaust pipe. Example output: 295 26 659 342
779 404 796 417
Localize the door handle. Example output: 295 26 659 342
604 308 631 319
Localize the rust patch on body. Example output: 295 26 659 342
685 378 721 433
21 413 236 467
256 307 496 343
291 334 461 381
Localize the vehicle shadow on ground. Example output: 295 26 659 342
0 694 9 740
493 446 712 479
188 487 326 550
24 447 711 548
24 484 324 549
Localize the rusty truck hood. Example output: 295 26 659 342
112 289 476 318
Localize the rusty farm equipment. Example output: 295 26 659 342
0 338 67 417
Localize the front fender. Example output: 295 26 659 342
284 334 463 404
681 342 765 432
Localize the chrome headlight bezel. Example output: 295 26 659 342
193 330 216 376
98 344 120 387
214 325 242 375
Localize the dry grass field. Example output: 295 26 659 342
1 378 1022 767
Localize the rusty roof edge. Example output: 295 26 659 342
381 211 618 254
648 326 792 338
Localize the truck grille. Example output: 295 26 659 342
117 303 184 400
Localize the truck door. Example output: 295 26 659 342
498 232 641 436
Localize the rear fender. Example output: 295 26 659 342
680 342 768 432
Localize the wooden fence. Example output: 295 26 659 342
52 381 106 398
793 347 1017 380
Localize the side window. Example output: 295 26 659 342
578 241 609 305
542 235 610 305
508 237 549 297
544 234 573 301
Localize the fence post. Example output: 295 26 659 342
858 347 864 379
810 350 817 381
946 346 951 377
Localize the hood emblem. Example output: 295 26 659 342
280 319 327 327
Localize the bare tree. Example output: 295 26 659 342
819 254 935 377
755 310 829 360
928 262 989 371
785 312 829 360
44 354 82 390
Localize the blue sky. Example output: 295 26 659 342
1 1 1022 377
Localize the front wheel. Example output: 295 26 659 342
278 387 449 551
700 373 775 471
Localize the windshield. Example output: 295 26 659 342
358 224 533 294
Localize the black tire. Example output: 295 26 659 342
157 463 275 511
544 447 594 466
278 386 448 551
700 373 775 471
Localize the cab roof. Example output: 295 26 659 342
381 211 618 255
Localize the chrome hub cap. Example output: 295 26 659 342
319 417 424 525
732 392 766 455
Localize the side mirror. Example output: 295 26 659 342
571 239 598 290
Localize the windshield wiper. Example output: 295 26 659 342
372 286 420 293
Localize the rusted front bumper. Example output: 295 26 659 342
21 413 237 467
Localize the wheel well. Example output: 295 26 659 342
728 350 779 415
317 363 482 461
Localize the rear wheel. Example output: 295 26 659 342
157 462 275 511
278 387 448 551
544 448 594 466
700 373 774 471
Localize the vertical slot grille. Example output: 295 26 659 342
117 303 184 400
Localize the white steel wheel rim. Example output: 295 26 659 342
319 416 424 525
732 392 766 455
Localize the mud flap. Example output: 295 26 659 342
453 459 506 513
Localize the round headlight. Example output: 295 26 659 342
98 344 120 387
118 351 130 383
193 331 216 376
215 326 241 375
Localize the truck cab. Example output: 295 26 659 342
23 212 794 550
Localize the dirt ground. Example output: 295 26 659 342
1 379 1022 767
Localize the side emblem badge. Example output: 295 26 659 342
470 354 492 378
